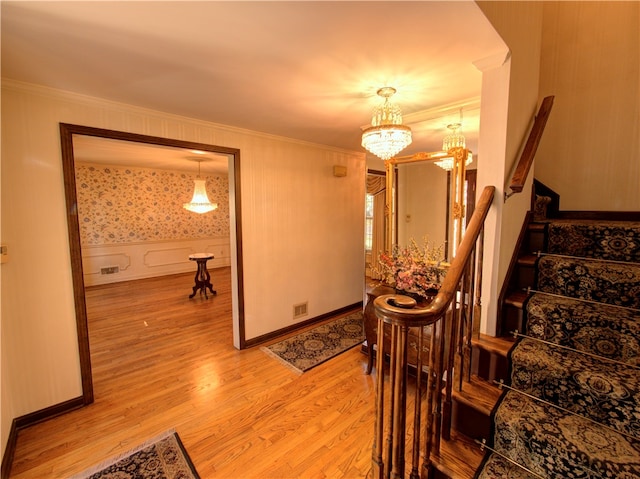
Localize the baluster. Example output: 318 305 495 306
463 245 478 383
422 320 439 477
390 324 408 479
409 326 424 479
386 324 398 478
372 314 387 479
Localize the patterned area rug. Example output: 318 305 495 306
69 430 200 479
261 311 364 373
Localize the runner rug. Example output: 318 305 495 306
69 430 200 479
261 311 364 374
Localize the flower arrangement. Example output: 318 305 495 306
373 237 447 299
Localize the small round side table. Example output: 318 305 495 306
188 253 217 299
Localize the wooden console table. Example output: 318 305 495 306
188 253 217 299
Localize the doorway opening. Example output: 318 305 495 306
59 123 245 405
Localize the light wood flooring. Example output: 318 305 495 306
9 268 377 478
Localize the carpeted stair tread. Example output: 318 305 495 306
475 218 640 478
475 452 540 479
536 255 640 308
510 338 640 438
525 293 640 364
547 220 640 262
490 391 640 478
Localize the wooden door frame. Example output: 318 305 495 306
59 123 245 405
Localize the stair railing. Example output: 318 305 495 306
371 185 495 479
505 95 554 201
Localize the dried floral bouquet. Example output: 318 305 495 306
373 237 447 299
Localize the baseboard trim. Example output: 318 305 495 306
1 396 85 479
244 302 363 348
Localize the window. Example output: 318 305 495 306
365 193 374 251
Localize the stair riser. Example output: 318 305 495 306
501 303 524 335
471 348 509 384
451 400 493 443
525 227 546 254
515 265 535 290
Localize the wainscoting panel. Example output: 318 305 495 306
82 237 230 286
143 247 193 267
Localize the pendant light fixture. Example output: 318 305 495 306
183 159 218 214
435 110 473 170
361 87 412 160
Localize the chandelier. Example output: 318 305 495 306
361 87 412 160
183 159 218 214
435 122 473 170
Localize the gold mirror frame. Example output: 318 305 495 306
384 147 470 257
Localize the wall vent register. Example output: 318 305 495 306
293 302 308 319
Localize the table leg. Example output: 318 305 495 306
189 259 217 298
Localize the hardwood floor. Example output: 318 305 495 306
9 268 376 478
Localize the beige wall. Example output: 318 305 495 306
537 1 640 211
397 162 449 253
1 80 365 455
476 1 544 335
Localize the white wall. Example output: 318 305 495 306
397 162 448 252
476 1 544 335
537 1 640 211
1 80 365 455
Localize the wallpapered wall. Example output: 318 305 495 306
75 162 230 245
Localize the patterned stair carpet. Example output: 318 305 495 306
476 219 640 479
535 255 640 309
479 391 640 478
547 220 640 261
524 293 640 365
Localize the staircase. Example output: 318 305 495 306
431 215 640 478
474 218 640 478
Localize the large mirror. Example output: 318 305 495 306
386 148 476 259
59 123 244 404
365 148 476 291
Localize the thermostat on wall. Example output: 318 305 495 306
333 165 347 177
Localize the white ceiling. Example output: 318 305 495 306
1 1 507 168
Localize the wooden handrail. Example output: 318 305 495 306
370 185 495 479
506 95 554 200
